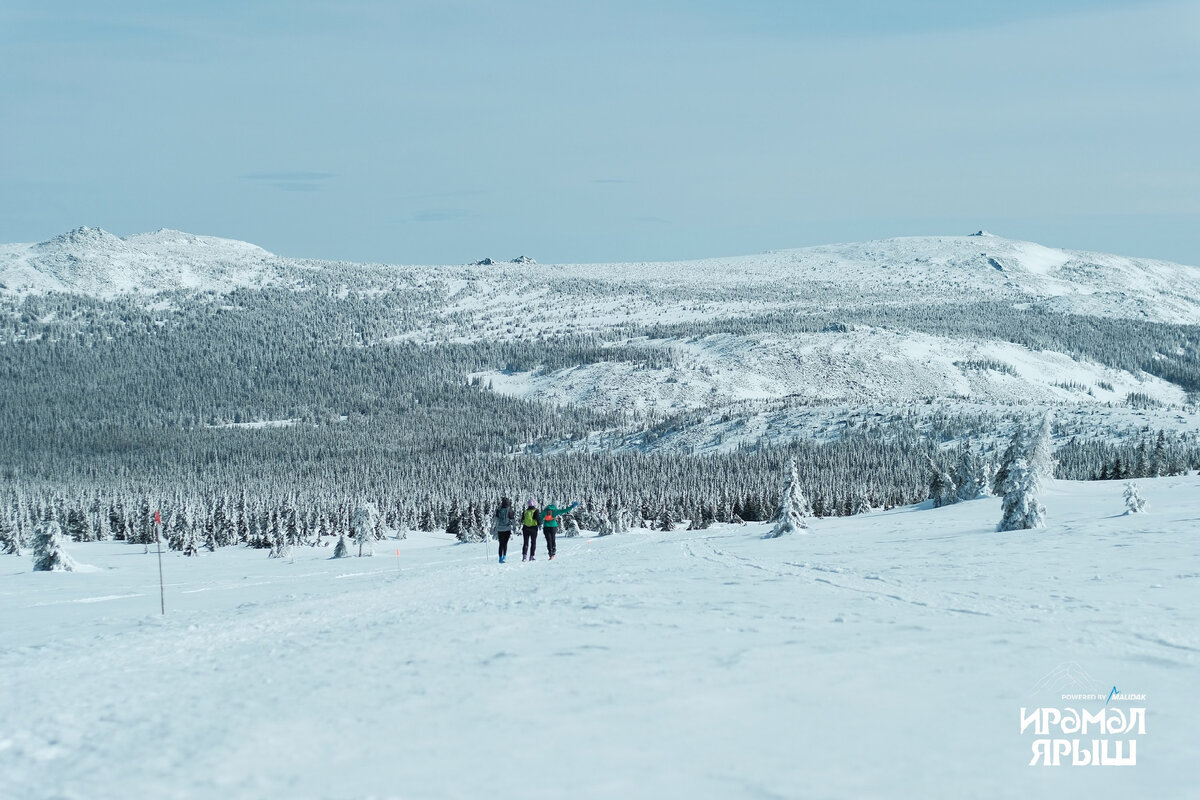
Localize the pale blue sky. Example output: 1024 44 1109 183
2 1 1197 265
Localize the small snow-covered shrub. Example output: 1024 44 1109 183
1123 482 1147 514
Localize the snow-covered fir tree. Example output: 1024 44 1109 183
1133 442 1148 479
472 503 487 542
954 441 988 501
182 517 199 557
0 509 18 555
993 427 1026 495
1123 482 1148 514
927 456 958 508
236 504 250 543
285 506 300 548
565 518 581 538
65 507 92 542
1030 412 1055 480
215 512 235 548
268 510 289 558
170 504 191 551
248 507 263 548
93 506 111 542
332 532 350 558
274 531 292 559
765 459 809 538
851 487 871 516
33 514 77 572
351 501 378 556
445 500 462 539
996 457 1046 532
457 502 487 543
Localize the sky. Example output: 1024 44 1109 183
1 1 1198 265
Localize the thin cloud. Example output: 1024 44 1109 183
406 208 477 223
270 182 323 192
242 171 335 192
242 171 336 182
592 178 634 184
397 189 488 201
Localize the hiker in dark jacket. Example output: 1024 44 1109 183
491 497 515 563
540 501 577 560
520 499 541 561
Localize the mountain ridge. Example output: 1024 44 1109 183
4 226 1199 467
3 226 1200 324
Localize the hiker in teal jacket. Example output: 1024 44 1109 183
540 501 577 560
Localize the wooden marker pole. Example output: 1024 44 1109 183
154 509 165 615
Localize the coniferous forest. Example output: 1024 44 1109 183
3 279 1199 556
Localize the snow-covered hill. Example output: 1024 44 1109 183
4 227 1199 425
395 234 1200 335
5 228 1200 323
481 328 1188 416
2 476 1195 799
0 227 280 295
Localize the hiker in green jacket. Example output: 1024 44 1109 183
540 501 577 560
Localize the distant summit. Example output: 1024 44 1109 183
38 226 124 250
470 256 538 266
3 226 276 295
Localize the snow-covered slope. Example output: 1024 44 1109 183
0 227 279 295
480 329 1188 415
1 476 1195 799
4 227 1198 418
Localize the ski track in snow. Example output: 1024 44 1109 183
0 478 1197 799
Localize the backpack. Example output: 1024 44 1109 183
522 508 537 527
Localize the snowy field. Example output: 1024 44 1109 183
2 478 1196 800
